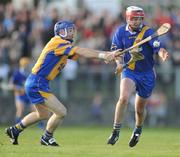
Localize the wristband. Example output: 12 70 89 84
98 53 105 59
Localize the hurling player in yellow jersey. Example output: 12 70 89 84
6 20 116 146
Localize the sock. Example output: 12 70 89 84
14 121 26 133
134 126 142 134
113 123 122 134
43 130 53 140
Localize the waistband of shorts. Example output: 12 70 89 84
125 68 154 75
29 73 49 83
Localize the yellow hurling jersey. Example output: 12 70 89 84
32 36 78 80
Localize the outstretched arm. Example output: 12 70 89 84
74 46 115 63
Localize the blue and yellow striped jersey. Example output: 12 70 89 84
32 36 78 80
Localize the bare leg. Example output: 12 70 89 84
129 94 148 147
108 78 135 145
40 94 67 146
114 78 135 124
6 104 49 145
44 94 67 133
30 105 45 129
135 94 148 127
15 100 24 122
21 104 49 127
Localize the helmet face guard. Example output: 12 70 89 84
54 21 76 41
126 6 145 30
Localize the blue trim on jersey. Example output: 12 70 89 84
57 43 69 48
64 47 72 55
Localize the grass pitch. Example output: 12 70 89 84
0 126 180 157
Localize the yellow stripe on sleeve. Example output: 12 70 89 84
69 54 79 61
54 45 72 55
68 46 78 56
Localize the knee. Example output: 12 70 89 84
60 107 67 118
118 96 129 106
136 108 145 116
55 106 67 118
37 111 49 120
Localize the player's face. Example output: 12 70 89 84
58 26 77 42
129 17 143 30
66 27 77 41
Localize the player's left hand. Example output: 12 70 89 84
158 48 169 62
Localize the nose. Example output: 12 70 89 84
135 17 143 22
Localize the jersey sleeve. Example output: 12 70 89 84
54 43 78 56
111 28 124 51
68 54 79 61
145 28 163 54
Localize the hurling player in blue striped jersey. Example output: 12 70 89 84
107 6 169 147
6 20 116 146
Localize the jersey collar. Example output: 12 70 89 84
125 24 143 34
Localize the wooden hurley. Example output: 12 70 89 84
114 23 171 57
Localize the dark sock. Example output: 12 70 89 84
14 121 26 134
134 126 142 134
43 130 53 140
113 123 122 135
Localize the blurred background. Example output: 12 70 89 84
0 0 180 127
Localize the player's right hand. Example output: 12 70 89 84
115 64 123 75
113 49 123 57
104 52 116 63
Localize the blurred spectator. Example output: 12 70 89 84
147 89 167 127
10 57 45 128
61 59 78 99
0 0 179 126
91 93 103 123
0 1 178 83
41 8 59 45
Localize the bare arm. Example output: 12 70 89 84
75 47 107 59
74 46 116 63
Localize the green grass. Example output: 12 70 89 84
0 126 180 157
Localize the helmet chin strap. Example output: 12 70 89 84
58 27 75 42
59 28 68 38
128 23 143 32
